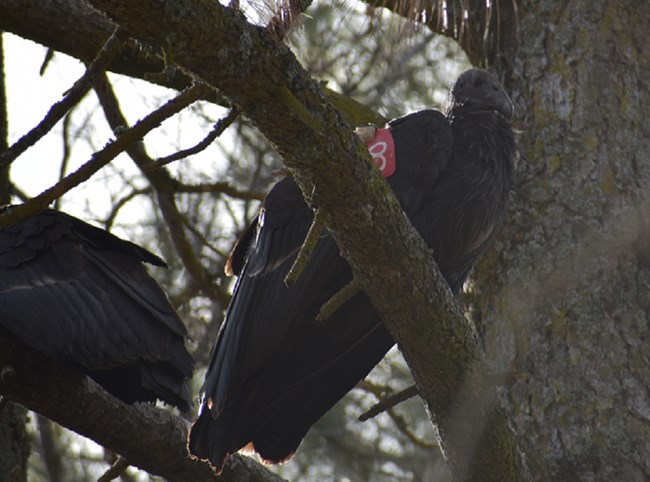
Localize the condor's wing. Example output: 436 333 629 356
200 177 332 407
225 177 314 278
0 209 194 409
191 174 376 470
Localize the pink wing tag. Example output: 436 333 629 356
366 128 396 178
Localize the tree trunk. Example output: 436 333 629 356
0 403 29 482
473 0 650 479
0 32 29 482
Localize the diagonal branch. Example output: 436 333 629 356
151 108 240 170
284 209 325 286
0 333 285 482
92 73 232 307
0 82 206 229
358 384 419 421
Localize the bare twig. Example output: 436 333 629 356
316 279 362 321
102 187 152 230
358 370 528 423
358 381 435 449
36 415 64 482
0 81 206 229
151 108 240 170
53 111 74 211
284 209 325 286
39 48 56 76
172 180 265 201
358 384 418 421
92 73 231 306
0 27 126 169
385 407 438 450
97 456 130 482
180 215 229 259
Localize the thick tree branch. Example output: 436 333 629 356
0 333 285 482
80 0 527 480
0 0 384 126
0 0 187 91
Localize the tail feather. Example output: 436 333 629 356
139 362 192 412
188 410 231 474
188 316 395 469
252 423 302 464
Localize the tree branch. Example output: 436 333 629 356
172 181 265 201
0 0 188 91
358 384 418 421
92 73 232 307
80 0 527 480
0 0 384 126
0 26 125 169
0 81 206 229
0 333 285 482
151 108 240 170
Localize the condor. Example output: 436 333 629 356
189 69 517 471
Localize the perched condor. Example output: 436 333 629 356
189 68 517 471
0 208 194 410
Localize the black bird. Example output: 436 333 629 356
189 68 517 471
0 208 194 410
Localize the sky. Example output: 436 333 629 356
4 32 232 235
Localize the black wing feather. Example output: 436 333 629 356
0 209 193 409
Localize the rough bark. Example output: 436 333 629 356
0 32 29 482
0 0 383 126
472 0 650 479
1 0 526 480
5 0 650 480
0 401 28 482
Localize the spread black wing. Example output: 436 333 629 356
189 68 517 472
0 209 194 410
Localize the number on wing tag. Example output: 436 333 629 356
366 128 396 178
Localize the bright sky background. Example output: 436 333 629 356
4 33 230 234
